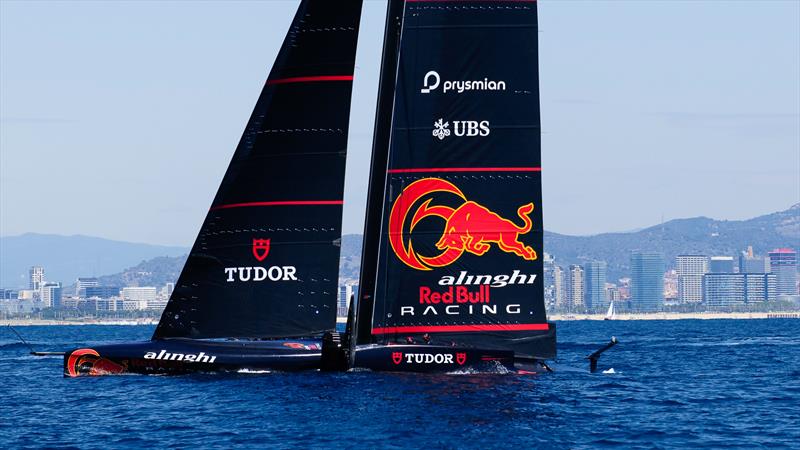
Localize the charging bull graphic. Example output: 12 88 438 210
389 178 537 271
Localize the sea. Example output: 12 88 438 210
1 320 798 449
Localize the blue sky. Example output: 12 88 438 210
1 0 798 246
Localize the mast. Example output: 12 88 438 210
154 1 363 340
357 0 554 359
354 0 407 346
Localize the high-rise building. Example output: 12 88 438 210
703 273 776 307
553 266 566 309
566 265 584 310
75 277 99 297
338 284 354 317
29 266 45 291
543 253 556 305
709 256 735 273
676 255 708 304
768 249 798 295
739 246 769 273
584 261 607 310
165 282 175 297
41 282 62 308
630 252 664 311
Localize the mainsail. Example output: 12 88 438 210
154 1 363 340
356 0 555 359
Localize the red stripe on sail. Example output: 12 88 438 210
266 75 354 85
387 167 541 174
210 200 343 211
407 0 535 2
372 323 550 334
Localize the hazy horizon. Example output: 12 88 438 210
2 0 798 247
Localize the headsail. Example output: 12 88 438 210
357 0 554 359
154 1 363 340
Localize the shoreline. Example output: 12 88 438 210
2 312 798 326
1 318 159 326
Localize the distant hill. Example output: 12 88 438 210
96 255 187 288
5 206 795 289
0 233 188 289
545 204 799 281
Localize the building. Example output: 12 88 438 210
543 253 556 306
584 261 607 310
85 286 121 299
29 266 45 291
630 252 664 311
703 273 776 307
565 265 584 310
164 282 175 297
745 274 776 303
338 284 355 317
739 246 769 273
40 282 62 308
0 289 18 300
768 248 798 296
148 298 168 310
75 277 99 297
553 266 566 309
709 256 735 273
121 287 157 302
676 255 708 304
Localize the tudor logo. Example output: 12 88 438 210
432 118 489 140
420 70 507 94
390 352 467 365
224 238 298 283
252 238 271 261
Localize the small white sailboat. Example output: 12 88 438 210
604 301 616 320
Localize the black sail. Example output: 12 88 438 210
154 0 363 340
361 0 554 358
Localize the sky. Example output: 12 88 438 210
1 0 798 247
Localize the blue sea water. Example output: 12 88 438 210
1 320 798 449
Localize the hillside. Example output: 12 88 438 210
6 205 795 289
545 204 799 280
0 233 188 288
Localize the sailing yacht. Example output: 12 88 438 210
63 1 363 376
348 0 556 373
63 0 556 376
605 301 616 320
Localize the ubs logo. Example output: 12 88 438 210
432 118 490 140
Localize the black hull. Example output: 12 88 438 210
352 344 550 374
64 338 325 377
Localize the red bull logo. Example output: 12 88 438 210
389 178 537 271
66 348 127 377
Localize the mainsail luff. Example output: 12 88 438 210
154 1 363 340
355 0 407 346
360 0 554 359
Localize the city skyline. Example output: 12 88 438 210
2 1 798 246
